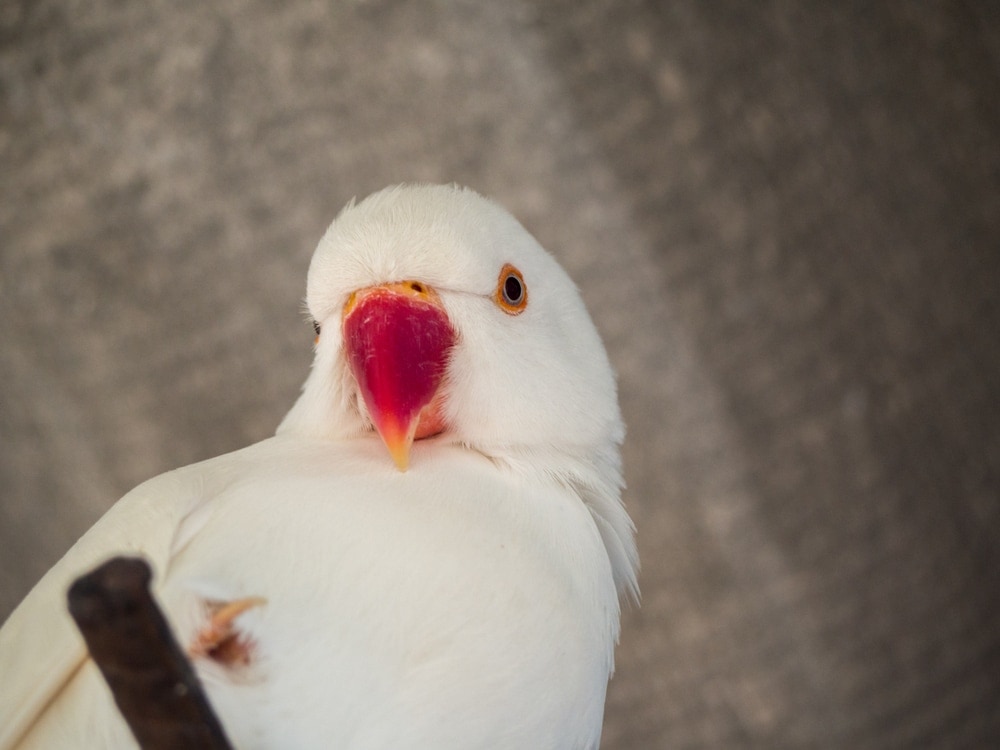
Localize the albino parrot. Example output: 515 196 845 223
0 184 638 750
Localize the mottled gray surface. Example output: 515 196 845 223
2 1 999 747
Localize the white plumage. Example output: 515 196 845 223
0 185 638 750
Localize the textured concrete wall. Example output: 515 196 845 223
2 2 998 746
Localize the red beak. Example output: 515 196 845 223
342 282 456 470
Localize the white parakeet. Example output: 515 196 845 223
0 184 638 750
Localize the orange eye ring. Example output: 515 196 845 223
495 264 528 315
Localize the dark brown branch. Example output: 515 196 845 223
67 556 234 750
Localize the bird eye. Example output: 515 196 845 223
496 264 527 315
312 320 321 336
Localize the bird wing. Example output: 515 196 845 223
0 468 198 750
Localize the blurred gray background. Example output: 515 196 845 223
2 1 999 747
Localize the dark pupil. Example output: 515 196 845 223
504 275 523 304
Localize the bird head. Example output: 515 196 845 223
280 184 623 473
279 185 637 600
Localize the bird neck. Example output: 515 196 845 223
477 441 639 607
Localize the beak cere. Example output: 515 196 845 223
342 282 456 471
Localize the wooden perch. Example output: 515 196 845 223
67 556 234 750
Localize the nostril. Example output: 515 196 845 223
410 282 425 294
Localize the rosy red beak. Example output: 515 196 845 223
342 281 456 470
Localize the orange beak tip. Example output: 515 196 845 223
377 417 415 471
389 444 410 472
